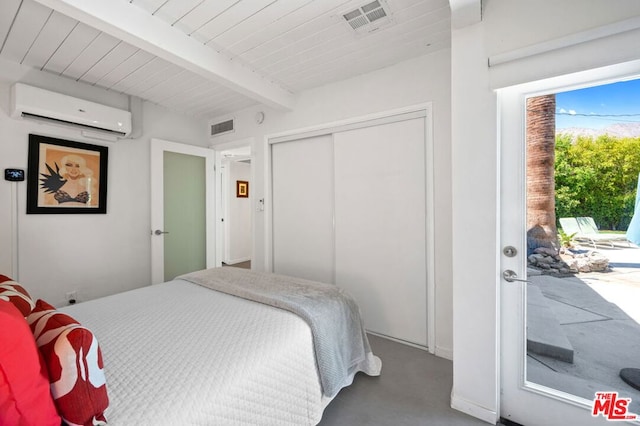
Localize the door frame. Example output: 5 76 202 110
150 138 216 284
264 103 436 354
212 138 255 269
498 62 640 425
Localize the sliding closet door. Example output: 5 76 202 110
334 118 427 346
271 135 334 283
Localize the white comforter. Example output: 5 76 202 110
178 267 382 399
60 279 328 425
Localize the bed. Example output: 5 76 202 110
51 267 382 425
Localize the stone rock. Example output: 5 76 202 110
563 250 609 273
528 245 607 276
534 247 558 257
578 263 591 273
563 258 579 272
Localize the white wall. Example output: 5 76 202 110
484 0 640 58
225 161 251 264
0 58 209 307
210 50 453 358
450 21 499 424
2 1 637 422
450 0 640 422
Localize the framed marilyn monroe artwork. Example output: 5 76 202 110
26 134 108 214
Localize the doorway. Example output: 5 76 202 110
500 65 640 425
150 138 216 284
214 141 253 270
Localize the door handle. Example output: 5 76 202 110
153 229 169 236
502 270 530 283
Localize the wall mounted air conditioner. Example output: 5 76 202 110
10 83 132 139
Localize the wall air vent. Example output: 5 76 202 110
342 0 393 35
210 118 234 137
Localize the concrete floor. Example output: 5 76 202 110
319 334 493 426
527 244 640 415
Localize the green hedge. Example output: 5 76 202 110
555 134 640 231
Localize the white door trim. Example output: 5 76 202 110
150 138 216 284
264 103 436 354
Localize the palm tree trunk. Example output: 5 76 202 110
526 94 558 252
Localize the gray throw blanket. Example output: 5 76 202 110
178 267 381 398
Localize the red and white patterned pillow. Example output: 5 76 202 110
28 299 109 426
0 274 35 316
0 300 61 425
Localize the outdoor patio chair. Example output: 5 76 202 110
559 217 628 249
576 217 630 246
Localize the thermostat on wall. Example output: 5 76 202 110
4 169 25 181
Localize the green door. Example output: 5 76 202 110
163 151 206 280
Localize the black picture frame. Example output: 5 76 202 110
27 134 108 214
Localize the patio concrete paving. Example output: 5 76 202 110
526 243 640 415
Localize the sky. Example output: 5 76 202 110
555 77 640 130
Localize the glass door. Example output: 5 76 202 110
499 85 620 426
150 139 216 284
163 151 206 280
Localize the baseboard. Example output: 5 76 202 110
366 331 429 351
224 257 251 265
450 393 498 424
366 332 454 360
435 346 453 360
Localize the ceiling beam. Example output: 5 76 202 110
34 0 296 110
449 0 481 29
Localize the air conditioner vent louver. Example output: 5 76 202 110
366 8 387 22
347 15 369 30
342 0 393 35
343 9 362 21
361 1 381 13
211 119 234 136
22 113 127 137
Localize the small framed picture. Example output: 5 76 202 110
236 180 249 198
27 134 108 214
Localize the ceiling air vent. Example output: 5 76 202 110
342 0 393 34
211 118 234 137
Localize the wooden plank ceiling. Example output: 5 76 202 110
0 0 450 119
